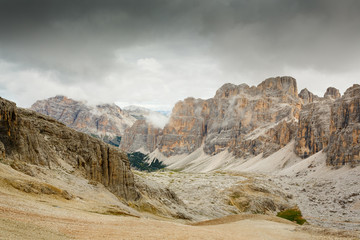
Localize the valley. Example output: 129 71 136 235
1 161 359 240
1 77 359 239
2 1 360 239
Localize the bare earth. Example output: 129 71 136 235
1 194 357 240
0 163 358 240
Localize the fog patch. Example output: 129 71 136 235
145 111 169 129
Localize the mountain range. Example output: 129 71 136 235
30 77 360 170
1 76 359 238
120 76 360 169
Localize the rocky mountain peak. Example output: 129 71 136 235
214 83 251 99
295 84 359 165
120 77 359 167
31 96 136 143
326 84 360 166
343 84 360 97
121 76 302 158
298 88 320 104
324 87 341 99
257 76 298 98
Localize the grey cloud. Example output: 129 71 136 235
0 0 204 81
0 0 359 107
202 0 360 72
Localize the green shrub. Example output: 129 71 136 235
276 208 307 225
127 152 166 172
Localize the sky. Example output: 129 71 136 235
0 0 359 111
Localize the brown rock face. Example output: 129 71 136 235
298 88 320 104
120 120 162 153
159 97 207 156
326 84 360 166
120 77 359 167
121 76 301 158
0 97 138 200
324 87 341 99
201 77 301 158
31 96 136 144
295 99 332 158
295 84 360 166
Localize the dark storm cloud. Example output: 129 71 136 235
203 0 360 73
0 0 359 107
0 0 203 81
1 0 359 71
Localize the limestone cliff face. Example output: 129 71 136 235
121 76 301 158
298 88 320 104
120 120 162 153
295 85 359 165
0 97 138 200
119 78 359 167
159 97 208 156
295 99 332 158
324 87 341 99
202 77 301 158
31 96 136 143
326 84 360 166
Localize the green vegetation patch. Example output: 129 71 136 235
127 152 166 172
276 208 307 225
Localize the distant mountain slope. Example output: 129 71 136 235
123 105 151 120
31 95 136 145
122 76 302 157
123 105 170 129
121 76 360 167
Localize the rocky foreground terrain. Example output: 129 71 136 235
0 160 358 240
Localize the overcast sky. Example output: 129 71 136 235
0 0 359 110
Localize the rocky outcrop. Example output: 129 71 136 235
0 97 138 200
120 78 360 167
299 88 320 104
159 97 207 156
295 99 332 158
202 77 301 158
326 84 360 166
31 96 136 144
295 85 358 163
123 105 151 120
120 120 162 153
324 87 341 99
121 76 301 158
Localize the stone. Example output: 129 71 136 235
0 97 138 200
120 78 360 167
31 96 136 144
120 120 162 153
324 87 341 99
298 88 320 104
326 84 360 166
295 99 332 158
121 76 301 158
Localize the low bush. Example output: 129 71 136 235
276 208 307 225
